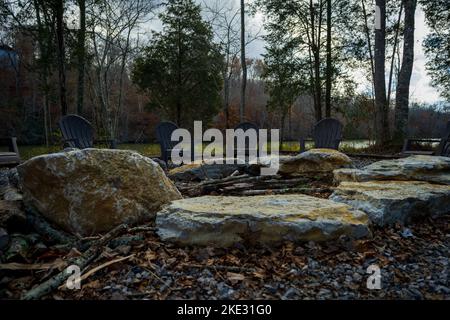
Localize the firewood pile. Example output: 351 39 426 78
175 173 334 198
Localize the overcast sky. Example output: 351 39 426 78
145 0 443 104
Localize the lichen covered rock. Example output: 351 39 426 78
17 149 182 236
156 194 370 247
334 155 450 185
330 180 450 226
255 149 353 177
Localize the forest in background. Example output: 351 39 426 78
0 0 449 147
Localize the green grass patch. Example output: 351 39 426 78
17 140 371 161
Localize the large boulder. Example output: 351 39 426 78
334 155 450 185
330 181 450 226
17 149 182 236
156 194 370 247
255 149 353 177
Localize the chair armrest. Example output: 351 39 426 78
0 137 20 155
403 138 441 153
402 139 411 153
299 138 313 153
334 138 342 150
405 138 441 143
62 138 80 149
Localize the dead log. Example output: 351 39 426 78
26 212 76 245
234 187 333 196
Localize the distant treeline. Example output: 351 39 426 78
0 0 449 146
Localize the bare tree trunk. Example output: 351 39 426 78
310 0 322 122
177 20 182 126
374 0 389 145
361 0 376 125
53 0 68 116
33 0 49 146
387 3 403 109
224 73 230 128
394 0 416 143
76 0 86 115
240 0 247 122
288 105 292 139
325 0 332 118
51 0 68 117
280 110 286 152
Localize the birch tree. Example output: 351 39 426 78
87 0 156 139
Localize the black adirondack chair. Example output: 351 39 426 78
403 121 450 157
234 122 260 159
300 118 343 153
0 137 20 166
59 115 116 149
156 121 188 164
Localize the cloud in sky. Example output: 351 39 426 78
408 8 442 104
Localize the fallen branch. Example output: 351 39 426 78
181 264 255 273
199 174 250 185
234 187 333 196
26 212 75 245
203 175 277 188
127 226 157 233
22 224 128 300
0 260 66 271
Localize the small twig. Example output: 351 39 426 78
58 254 135 290
181 264 255 273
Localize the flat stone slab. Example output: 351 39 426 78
156 194 370 247
334 155 450 185
330 181 450 226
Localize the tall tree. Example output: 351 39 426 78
88 0 155 139
394 0 416 143
421 0 450 102
374 0 389 145
132 0 223 127
51 0 68 116
76 0 86 115
325 0 332 118
204 0 261 128
263 40 302 146
240 0 247 122
310 0 323 121
203 0 241 128
257 0 362 123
